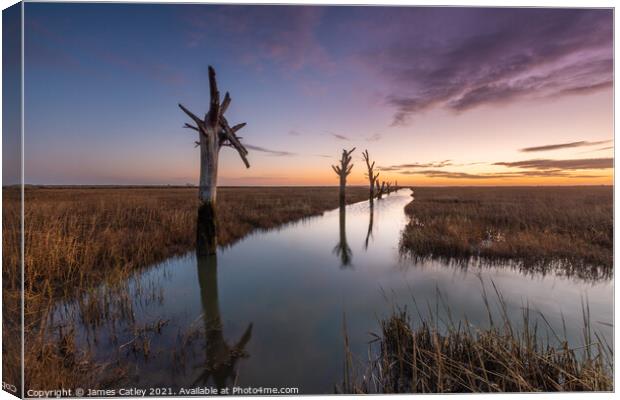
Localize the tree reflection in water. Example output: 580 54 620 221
333 204 352 268
193 206 253 388
364 204 374 250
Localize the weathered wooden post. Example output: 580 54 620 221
332 147 355 206
377 181 386 199
362 150 379 204
179 66 250 255
386 181 392 195
196 204 218 256
180 66 249 206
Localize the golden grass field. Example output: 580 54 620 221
400 186 612 279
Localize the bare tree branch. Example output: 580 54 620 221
221 92 231 116
184 123 200 132
235 150 250 169
220 117 249 155
220 120 250 168
207 65 221 126
179 104 204 128
345 164 354 176
231 123 247 133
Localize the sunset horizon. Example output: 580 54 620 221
4 5 613 186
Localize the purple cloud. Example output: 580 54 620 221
494 157 613 170
380 160 453 171
327 132 350 141
246 144 297 157
400 169 595 179
520 140 612 152
361 8 612 124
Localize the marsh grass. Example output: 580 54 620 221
338 284 613 393
400 186 612 279
16 186 368 299
3 186 369 392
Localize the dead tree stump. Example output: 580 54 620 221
362 150 379 204
179 66 250 255
377 181 386 199
332 147 355 207
179 66 249 206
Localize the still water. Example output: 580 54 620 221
52 190 613 393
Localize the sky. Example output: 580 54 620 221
9 4 614 186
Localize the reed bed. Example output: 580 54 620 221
3 186 369 303
400 186 612 278
339 286 613 393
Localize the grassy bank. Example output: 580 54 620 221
3 186 369 391
9 186 368 299
340 295 613 393
400 186 612 278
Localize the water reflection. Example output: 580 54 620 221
333 205 352 267
399 253 612 282
364 204 374 250
194 213 253 388
194 253 253 388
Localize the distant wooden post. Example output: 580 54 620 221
362 150 379 204
386 181 392 194
377 181 387 199
179 66 250 208
332 148 355 206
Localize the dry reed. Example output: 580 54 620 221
339 286 613 393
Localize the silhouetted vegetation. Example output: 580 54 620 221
362 150 379 203
332 148 356 206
